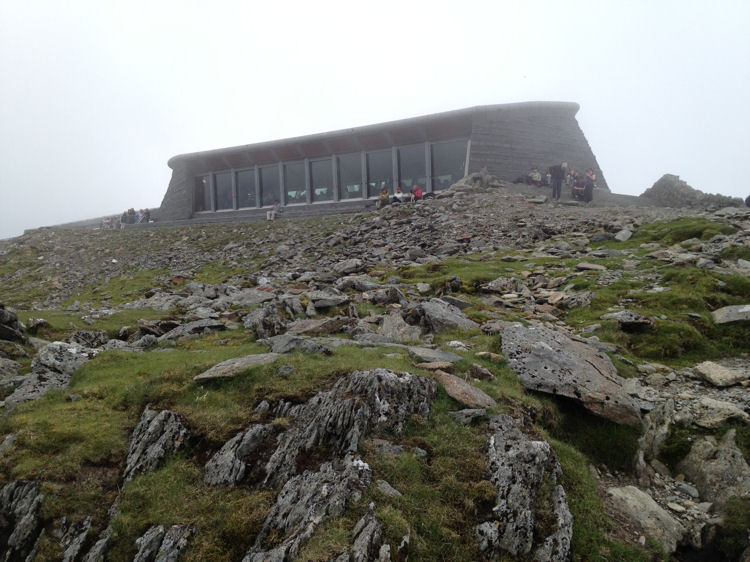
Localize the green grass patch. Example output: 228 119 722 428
627 217 736 246
62 268 169 307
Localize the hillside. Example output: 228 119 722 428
1 181 749 561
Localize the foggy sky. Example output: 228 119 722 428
1 0 749 240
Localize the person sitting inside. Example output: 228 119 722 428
410 184 423 201
527 168 543 186
392 187 407 203
266 200 282 220
376 188 391 209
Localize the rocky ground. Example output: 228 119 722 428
0 174 749 561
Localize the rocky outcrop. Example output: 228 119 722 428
639 174 742 209
133 524 195 562
1 341 97 410
475 415 572 561
334 503 392 562
59 516 92 562
0 304 25 343
204 424 275 486
0 481 44 561
124 406 190 482
244 456 372 561
193 353 280 383
502 323 642 425
258 334 332 355
263 369 436 488
677 429 750 509
607 486 685 553
407 298 479 332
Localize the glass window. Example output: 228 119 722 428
310 159 333 202
284 161 306 204
431 139 468 191
237 169 256 208
366 149 393 197
194 175 210 212
398 144 427 191
260 165 280 207
215 171 233 210
338 153 362 200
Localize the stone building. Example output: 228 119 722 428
158 102 605 222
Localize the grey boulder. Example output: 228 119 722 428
124 406 190 482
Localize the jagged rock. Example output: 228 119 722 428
242 304 287 339
137 318 181 337
333 258 364 274
448 408 486 425
124 406 190 482
691 396 750 428
378 313 421 343
67 330 110 348
502 323 641 426
0 480 44 560
637 399 676 477
305 289 350 309
258 334 332 355
694 360 749 387
711 304 750 324
0 304 25 343
60 516 91 562
607 486 686 553
204 424 275 486
1 341 97 410
433 370 496 409
263 369 435 488
600 310 654 332
132 524 194 562
244 456 372 561
677 429 750 509
411 298 479 332
0 356 20 379
157 318 226 341
475 415 572 561
193 353 280 383
286 316 355 336
335 503 390 561
406 346 462 364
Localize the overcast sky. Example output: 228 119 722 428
1 0 749 239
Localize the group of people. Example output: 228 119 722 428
514 162 597 202
376 185 425 209
120 208 150 225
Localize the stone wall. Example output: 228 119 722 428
158 163 193 222
468 103 607 190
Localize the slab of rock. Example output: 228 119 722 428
712 304 750 324
576 262 607 271
133 524 194 562
60 516 92 562
607 486 685 553
158 318 225 341
692 397 750 428
475 415 572 561
244 456 372 561
204 424 275 486
194 353 280 382
407 346 462 364
334 275 381 292
124 406 190 482
694 360 749 387
414 361 453 371
414 298 479 332
502 323 641 426
287 316 355 337
332 258 364 274
258 334 332 355
677 429 750 509
433 370 496 409
263 369 436 488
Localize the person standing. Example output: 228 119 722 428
549 161 567 201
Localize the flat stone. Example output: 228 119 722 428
448 408 486 425
692 397 750 428
694 361 749 387
711 304 750 324
407 347 462 364
433 370 496 409
502 323 641 426
576 262 607 271
286 316 355 337
614 229 633 241
475 351 504 362
376 479 402 497
194 353 280 382
414 361 453 371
